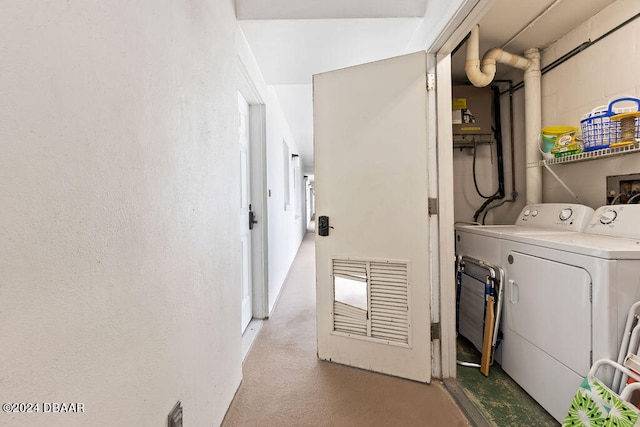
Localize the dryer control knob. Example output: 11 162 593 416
531 210 539 217
559 208 573 221
600 210 617 225
523 209 531 216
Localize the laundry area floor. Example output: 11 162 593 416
456 337 559 426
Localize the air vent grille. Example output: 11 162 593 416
332 259 409 344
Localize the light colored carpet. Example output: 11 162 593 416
223 232 471 427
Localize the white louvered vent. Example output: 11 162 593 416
332 258 409 345
333 259 367 281
370 261 409 344
332 259 368 337
333 301 368 336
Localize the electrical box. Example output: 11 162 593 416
452 85 493 143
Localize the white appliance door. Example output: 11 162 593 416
313 52 432 382
506 251 592 374
502 250 591 421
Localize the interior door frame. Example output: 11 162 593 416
426 0 497 378
238 58 269 320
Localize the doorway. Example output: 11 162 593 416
237 59 270 339
238 91 253 333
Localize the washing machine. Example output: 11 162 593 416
455 204 595 354
499 204 640 422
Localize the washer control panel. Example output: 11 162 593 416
586 204 640 238
515 204 594 231
559 208 573 221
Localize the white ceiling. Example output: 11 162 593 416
237 0 617 174
240 18 425 85
237 0 427 20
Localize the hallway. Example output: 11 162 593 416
223 231 470 426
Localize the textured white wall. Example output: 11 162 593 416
0 1 242 425
539 0 640 207
265 87 307 312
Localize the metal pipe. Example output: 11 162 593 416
493 85 505 200
501 0 564 49
619 323 640 392
510 12 640 93
613 301 640 392
543 163 581 202
621 382 640 401
508 82 516 193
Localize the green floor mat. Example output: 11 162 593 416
456 337 559 427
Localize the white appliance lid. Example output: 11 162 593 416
455 224 580 239
501 232 640 259
455 203 595 237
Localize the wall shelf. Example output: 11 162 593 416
528 143 640 167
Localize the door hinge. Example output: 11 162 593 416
431 322 440 340
428 198 438 216
426 73 435 91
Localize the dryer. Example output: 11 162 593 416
499 204 640 422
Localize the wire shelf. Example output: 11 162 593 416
529 142 640 167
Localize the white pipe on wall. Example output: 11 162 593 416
524 48 542 204
465 25 543 204
465 25 531 88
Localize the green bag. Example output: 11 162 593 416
563 360 640 427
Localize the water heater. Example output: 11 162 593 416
452 85 493 143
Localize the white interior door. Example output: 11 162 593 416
238 92 252 333
313 52 432 382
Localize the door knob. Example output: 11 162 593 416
249 204 258 230
318 215 330 236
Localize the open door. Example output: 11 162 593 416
238 92 253 333
314 51 432 382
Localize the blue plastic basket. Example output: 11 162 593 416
581 97 640 152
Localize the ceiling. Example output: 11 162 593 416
237 0 617 174
237 0 427 20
